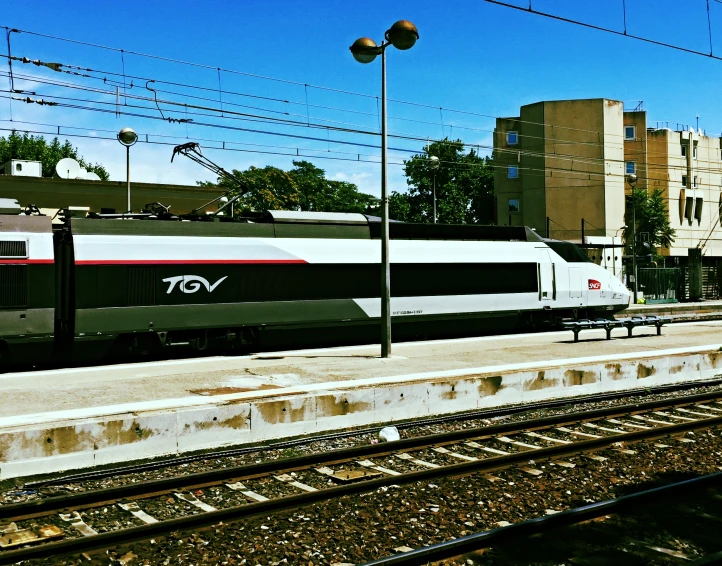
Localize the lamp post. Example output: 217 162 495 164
350 20 419 359
626 173 638 303
429 155 440 223
117 127 138 213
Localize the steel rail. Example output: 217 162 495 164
5 389 722 521
28 376 722 488
1 415 721 564
361 470 722 565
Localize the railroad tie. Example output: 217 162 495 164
224 482 269 502
675 407 718 418
629 415 670 426
274 474 318 492
695 404 722 412
396 452 440 468
555 427 601 439
606 418 651 430
464 441 509 455
174 492 217 512
431 446 478 461
356 460 402 476
117 502 159 524
59 511 97 537
653 411 696 422
524 431 571 444
582 423 628 434
497 436 542 450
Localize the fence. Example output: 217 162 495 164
637 268 680 303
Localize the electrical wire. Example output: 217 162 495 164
0 27 670 144
483 0 722 61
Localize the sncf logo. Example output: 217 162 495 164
162 275 228 294
588 279 602 290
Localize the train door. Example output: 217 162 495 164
569 267 583 299
538 250 555 302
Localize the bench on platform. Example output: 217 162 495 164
563 315 671 342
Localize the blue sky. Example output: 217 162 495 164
2 0 722 196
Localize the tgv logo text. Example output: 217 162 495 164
162 275 228 294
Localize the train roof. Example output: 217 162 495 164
66 211 545 243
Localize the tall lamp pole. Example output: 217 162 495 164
626 173 638 304
117 127 138 213
429 155 440 223
350 20 419 358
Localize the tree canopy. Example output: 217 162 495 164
389 138 494 224
200 160 377 215
0 131 109 180
627 187 676 257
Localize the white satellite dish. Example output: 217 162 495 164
56 158 81 179
82 171 101 181
75 168 88 179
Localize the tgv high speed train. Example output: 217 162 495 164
0 200 630 365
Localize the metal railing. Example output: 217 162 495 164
637 267 680 303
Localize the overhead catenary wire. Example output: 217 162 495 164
6 86 722 189
0 26 678 144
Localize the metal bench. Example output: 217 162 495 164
563 315 671 342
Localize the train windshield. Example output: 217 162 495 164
545 241 591 263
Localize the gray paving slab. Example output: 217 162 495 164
1 321 721 419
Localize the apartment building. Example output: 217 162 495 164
494 98 722 297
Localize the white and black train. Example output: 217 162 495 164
0 201 630 366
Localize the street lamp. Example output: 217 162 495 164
429 155 440 223
117 127 138 213
350 20 419 359
626 173 638 304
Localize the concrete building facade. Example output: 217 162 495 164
494 98 722 298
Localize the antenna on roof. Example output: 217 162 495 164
55 158 81 179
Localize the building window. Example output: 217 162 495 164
625 161 636 175
624 125 636 140
508 198 520 213
693 145 698 159
682 175 688 187
682 145 687 157
507 165 518 179
693 176 698 188
506 131 518 145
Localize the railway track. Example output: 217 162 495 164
3 390 722 564
362 471 722 565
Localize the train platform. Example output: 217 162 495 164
1 320 722 479
625 299 722 319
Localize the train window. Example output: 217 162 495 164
545 241 591 263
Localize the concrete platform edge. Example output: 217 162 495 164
2 345 721 479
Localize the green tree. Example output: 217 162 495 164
0 131 109 180
627 188 676 257
390 138 494 224
201 159 376 215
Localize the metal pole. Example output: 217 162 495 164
632 194 638 304
433 173 437 224
380 47 391 358
126 145 131 213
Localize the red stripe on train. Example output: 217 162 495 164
74 259 308 265
0 259 54 264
